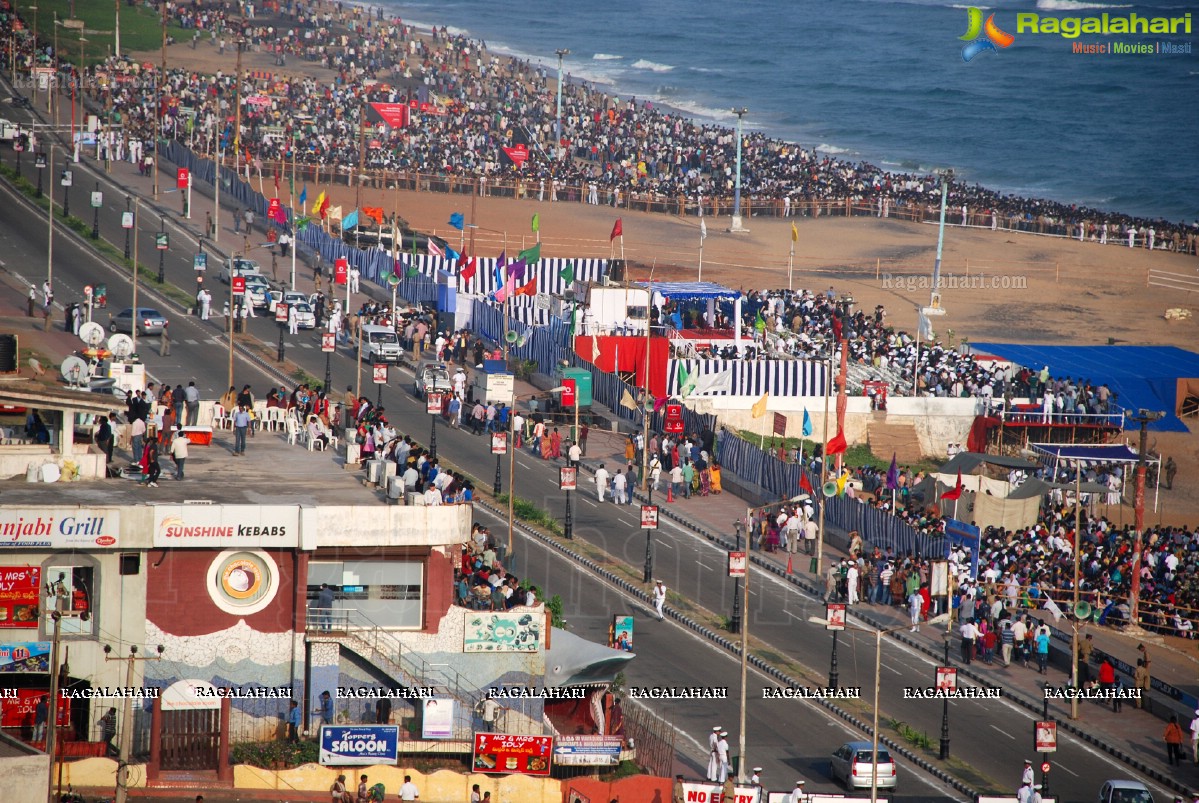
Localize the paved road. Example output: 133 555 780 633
0 108 1176 802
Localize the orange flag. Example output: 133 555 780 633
514 276 538 297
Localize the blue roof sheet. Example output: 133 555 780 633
971 344 1199 432
635 281 743 301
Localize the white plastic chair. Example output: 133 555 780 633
283 416 300 445
212 403 231 430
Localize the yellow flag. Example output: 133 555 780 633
836 469 849 495
751 392 768 419
790 222 798 243
620 389 638 410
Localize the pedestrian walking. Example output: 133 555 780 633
170 426 189 480
1165 715 1185 765
653 580 666 620
595 463 609 502
233 207 242 233
160 322 171 356
232 404 251 455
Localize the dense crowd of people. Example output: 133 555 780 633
3 2 1195 257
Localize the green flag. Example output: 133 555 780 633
295 215 311 231
531 213 540 233
518 242 541 264
754 310 767 332
678 362 697 397
559 261 575 286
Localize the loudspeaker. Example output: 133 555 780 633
119 553 141 575
608 260 626 282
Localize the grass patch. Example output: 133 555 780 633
13 1 189 66
495 493 562 535
889 718 935 751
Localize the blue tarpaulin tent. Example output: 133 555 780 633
970 344 1199 432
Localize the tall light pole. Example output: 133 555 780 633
930 168 954 307
728 107 749 233
554 49 570 162
1128 408 1164 627
153 0 166 200
113 0 120 58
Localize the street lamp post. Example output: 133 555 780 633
730 519 744 634
559 466 576 542
157 216 167 283
493 449 503 496
276 303 287 363
930 168 954 303
60 167 71 218
554 49 570 162
36 151 45 197
106 644 164 803
123 195 131 259
91 181 101 239
940 637 951 760
1040 683 1051 799
829 630 840 690
729 107 749 233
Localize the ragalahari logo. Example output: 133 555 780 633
960 7 1015 62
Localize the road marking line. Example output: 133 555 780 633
184 339 198 345
1052 762 1078 777
582 499 598 508
300 342 313 348
989 724 1015 740
880 662 902 675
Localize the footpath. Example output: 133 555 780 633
8 124 1196 798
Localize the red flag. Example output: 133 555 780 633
832 314 843 342
799 472 814 495
825 428 847 456
459 256 477 284
940 470 964 501
610 218 623 241
318 195 331 219
513 276 537 297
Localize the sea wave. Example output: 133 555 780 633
1034 0 1133 10
631 59 675 73
816 143 854 155
593 53 623 61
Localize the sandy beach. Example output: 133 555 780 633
130 33 1199 526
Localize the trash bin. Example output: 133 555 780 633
730 755 740 777
810 557 819 573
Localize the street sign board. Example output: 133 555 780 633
728 551 746 578
155 232 169 251
825 603 846 631
640 505 659 529
935 666 958 692
1034 721 1057 753
176 167 190 189
490 432 508 455
121 211 134 229
90 191 102 208
559 466 577 490
231 277 246 296
372 364 388 385
321 332 336 353
194 253 207 271
275 303 288 323
426 391 443 414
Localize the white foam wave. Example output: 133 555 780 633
816 143 853 155
1035 0 1132 10
593 53 623 61
646 95 734 122
631 59 675 73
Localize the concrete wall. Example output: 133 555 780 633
0 744 49 803
234 765 561 803
0 448 105 481
690 394 989 458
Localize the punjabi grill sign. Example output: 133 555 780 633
0 509 121 549
153 505 300 547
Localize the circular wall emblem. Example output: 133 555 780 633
206 550 279 615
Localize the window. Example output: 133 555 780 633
308 560 423 629
43 561 96 637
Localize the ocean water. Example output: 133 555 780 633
388 0 1198 223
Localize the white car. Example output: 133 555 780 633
266 290 309 314
290 302 317 330
220 257 262 283
1097 780 1154 803
244 275 271 309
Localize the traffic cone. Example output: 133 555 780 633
666 483 674 503
786 555 793 575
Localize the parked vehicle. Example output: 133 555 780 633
1097 780 1154 803
829 741 897 791
360 324 403 364
219 256 262 283
109 307 167 336
414 361 453 399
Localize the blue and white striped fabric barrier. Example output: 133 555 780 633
404 256 607 297
715 431 944 559
666 359 829 398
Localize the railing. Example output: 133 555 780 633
306 608 547 740
997 407 1125 428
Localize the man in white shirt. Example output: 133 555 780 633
423 485 442 506
612 469 627 505
653 580 667 620
568 441 581 468
595 464 610 502
398 775 419 801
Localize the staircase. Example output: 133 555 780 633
868 419 925 464
307 610 489 743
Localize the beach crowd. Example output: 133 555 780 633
3 1 1194 258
